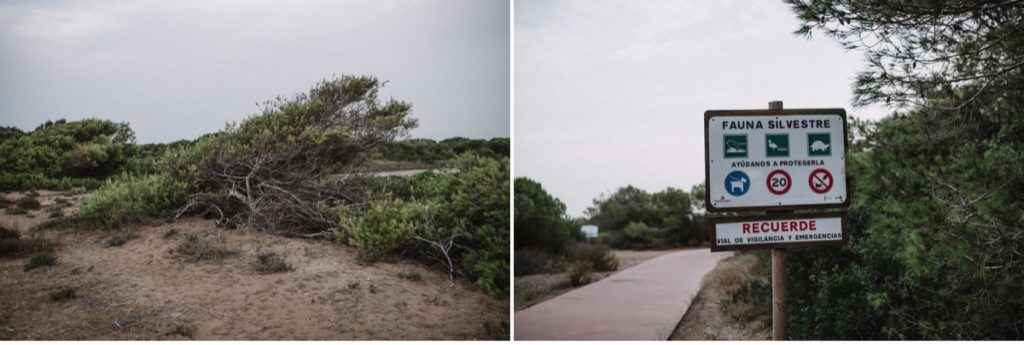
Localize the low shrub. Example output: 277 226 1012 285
0 197 12 209
0 227 18 240
568 243 618 272
49 287 77 301
397 271 423 281
5 207 26 215
252 251 293 274
108 229 137 247
15 196 41 210
173 234 237 261
568 261 593 287
168 323 193 338
0 237 56 258
75 174 187 228
725 278 772 324
23 252 58 272
47 207 64 219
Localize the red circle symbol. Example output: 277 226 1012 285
808 168 833 194
766 170 791 195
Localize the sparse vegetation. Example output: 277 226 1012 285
173 234 237 261
162 228 179 239
0 227 18 240
47 206 64 218
0 237 56 258
5 207 27 215
252 251 293 274
107 229 137 247
397 271 423 281
23 252 58 272
724 278 771 326
168 323 193 338
49 287 77 301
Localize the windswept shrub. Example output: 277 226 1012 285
162 75 417 236
569 243 618 272
75 174 187 228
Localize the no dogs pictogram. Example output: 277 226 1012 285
766 170 791 195
808 168 833 194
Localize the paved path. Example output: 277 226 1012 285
515 248 732 340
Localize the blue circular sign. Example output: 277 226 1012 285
724 170 750 196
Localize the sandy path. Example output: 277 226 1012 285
514 248 731 340
0 192 507 340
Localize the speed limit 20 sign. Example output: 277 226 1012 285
704 108 849 212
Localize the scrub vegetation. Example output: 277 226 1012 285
0 75 509 297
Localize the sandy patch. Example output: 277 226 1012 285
669 252 771 340
0 191 507 340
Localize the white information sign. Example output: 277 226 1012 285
710 214 846 252
704 110 848 211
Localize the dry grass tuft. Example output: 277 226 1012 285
172 234 238 261
252 251 293 274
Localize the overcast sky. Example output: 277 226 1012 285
515 0 892 217
0 0 509 144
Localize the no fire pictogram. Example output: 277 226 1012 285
808 168 833 194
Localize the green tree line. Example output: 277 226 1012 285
780 0 1024 339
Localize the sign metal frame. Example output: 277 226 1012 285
708 212 848 252
703 108 850 212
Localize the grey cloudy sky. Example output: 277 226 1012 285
0 0 509 144
515 0 892 216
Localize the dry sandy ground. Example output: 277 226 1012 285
513 249 680 312
670 252 771 340
0 191 508 340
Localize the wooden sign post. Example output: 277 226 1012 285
703 101 851 340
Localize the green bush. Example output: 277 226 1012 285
348 195 422 262
338 154 509 296
568 243 618 272
75 174 187 228
514 177 572 254
514 248 556 276
0 118 135 190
